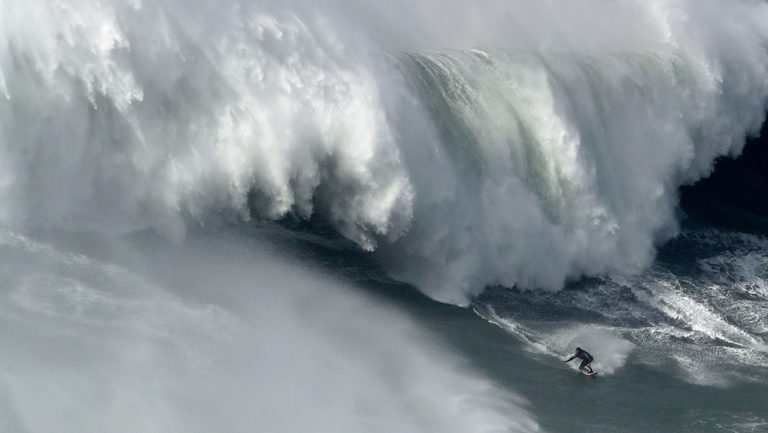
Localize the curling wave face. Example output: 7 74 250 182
2 0 768 303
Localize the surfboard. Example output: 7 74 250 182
584 371 598 376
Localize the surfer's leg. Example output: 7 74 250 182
579 360 588 371
586 362 593 373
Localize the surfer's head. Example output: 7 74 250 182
575 347 582 352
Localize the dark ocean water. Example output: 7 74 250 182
472 129 768 431
161 151 768 432
265 125 768 432
471 130 768 432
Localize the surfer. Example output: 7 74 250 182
564 347 595 374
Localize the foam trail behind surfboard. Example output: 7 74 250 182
475 305 635 375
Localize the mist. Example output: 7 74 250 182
0 228 540 432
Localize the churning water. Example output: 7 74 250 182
2 0 768 431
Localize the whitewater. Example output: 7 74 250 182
1 0 768 432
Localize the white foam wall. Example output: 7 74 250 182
2 0 768 303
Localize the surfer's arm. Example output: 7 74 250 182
563 355 575 362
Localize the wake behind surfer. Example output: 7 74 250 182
564 347 595 374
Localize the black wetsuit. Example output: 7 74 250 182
565 349 594 372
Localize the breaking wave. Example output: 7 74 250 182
2 0 768 304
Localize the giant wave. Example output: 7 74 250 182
2 0 768 305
